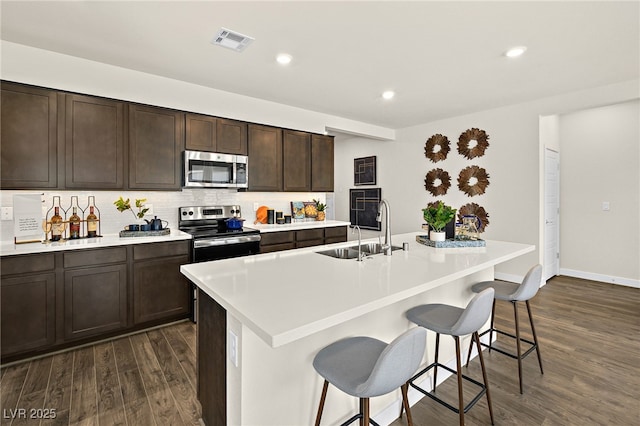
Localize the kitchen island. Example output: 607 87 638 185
181 232 534 426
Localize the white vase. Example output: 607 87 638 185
430 231 446 241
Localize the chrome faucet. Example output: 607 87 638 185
352 225 363 262
377 199 392 256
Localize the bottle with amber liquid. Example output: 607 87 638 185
50 207 64 241
69 207 81 239
86 206 98 238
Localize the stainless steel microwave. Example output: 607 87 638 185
183 150 248 188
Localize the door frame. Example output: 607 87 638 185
544 148 560 281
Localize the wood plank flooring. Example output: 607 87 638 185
1 276 638 425
0 322 200 426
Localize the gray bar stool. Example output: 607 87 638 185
312 327 427 426
465 264 544 394
403 288 495 426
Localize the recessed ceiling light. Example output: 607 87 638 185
276 53 292 65
505 46 527 58
382 91 395 100
211 28 254 52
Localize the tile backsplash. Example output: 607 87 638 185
0 189 334 243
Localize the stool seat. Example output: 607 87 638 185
471 281 523 301
313 328 426 425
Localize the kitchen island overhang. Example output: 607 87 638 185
181 233 534 425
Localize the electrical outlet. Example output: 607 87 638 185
1 207 13 221
253 202 259 212
229 330 238 367
146 204 154 215
602 201 610 211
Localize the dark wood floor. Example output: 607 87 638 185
2 276 638 425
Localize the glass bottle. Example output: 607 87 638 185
51 207 63 241
87 206 98 238
69 207 81 239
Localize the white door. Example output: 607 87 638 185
544 149 560 280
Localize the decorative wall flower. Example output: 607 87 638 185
458 203 490 232
424 168 451 196
424 134 450 163
458 165 490 197
458 128 489 159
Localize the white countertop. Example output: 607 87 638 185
181 232 534 348
250 219 351 233
0 229 192 257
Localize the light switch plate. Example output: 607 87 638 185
253 202 259 211
602 201 610 211
1 207 13 221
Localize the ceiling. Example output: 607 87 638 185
1 1 638 129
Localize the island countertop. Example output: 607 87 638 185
181 232 534 348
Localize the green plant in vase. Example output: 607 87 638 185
114 197 149 230
422 201 456 241
313 199 326 221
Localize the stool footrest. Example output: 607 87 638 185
479 328 538 360
409 362 487 415
339 414 381 426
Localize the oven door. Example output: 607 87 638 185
192 234 261 263
184 150 237 188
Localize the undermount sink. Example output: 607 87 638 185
316 243 403 259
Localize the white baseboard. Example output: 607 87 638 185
372 333 493 425
559 268 639 288
494 271 524 284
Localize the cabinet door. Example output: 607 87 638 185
283 130 311 192
217 118 247 155
64 264 128 341
1 82 58 189
129 104 184 190
311 134 334 192
65 94 125 188
186 113 217 151
1 273 56 357
248 124 283 191
133 255 191 325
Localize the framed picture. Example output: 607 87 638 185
290 201 305 219
349 188 382 231
354 156 377 186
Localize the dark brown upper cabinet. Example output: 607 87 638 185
1 82 58 189
311 134 334 192
248 124 283 191
129 104 184 190
283 130 311 192
186 114 247 155
65 94 125 189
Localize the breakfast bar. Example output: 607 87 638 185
180 232 534 426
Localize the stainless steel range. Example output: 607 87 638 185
179 205 261 263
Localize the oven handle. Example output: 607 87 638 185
193 234 261 248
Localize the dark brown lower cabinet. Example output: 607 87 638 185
1 272 56 355
259 226 348 253
64 264 128 341
133 255 191 325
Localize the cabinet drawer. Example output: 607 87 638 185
296 228 324 242
260 242 296 253
64 247 126 268
325 226 347 239
260 231 295 246
133 241 190 261
1 254 55 276
296 239 324 249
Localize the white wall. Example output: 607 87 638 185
335 84 639 281
559 100 640 286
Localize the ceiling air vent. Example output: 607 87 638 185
212 28 254 52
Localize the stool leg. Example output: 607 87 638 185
513 301 524 394
454 336 465 426
315 380 329 426
401 383 413 426
526 300 544 374
488 299 496 353
362 398 370 426
434 333 440 392
474 331 494 425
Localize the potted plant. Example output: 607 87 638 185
422 201 456 241
114 197 149 230
313 199 326 221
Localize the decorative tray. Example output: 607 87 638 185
415 234 486 248
119 228 171 238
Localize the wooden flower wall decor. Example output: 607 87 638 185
424 134 450 163
458 165 490 197
458 128 489 160
424 168 451 196
458 203 490 232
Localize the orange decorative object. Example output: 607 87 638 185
255 206 269 224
